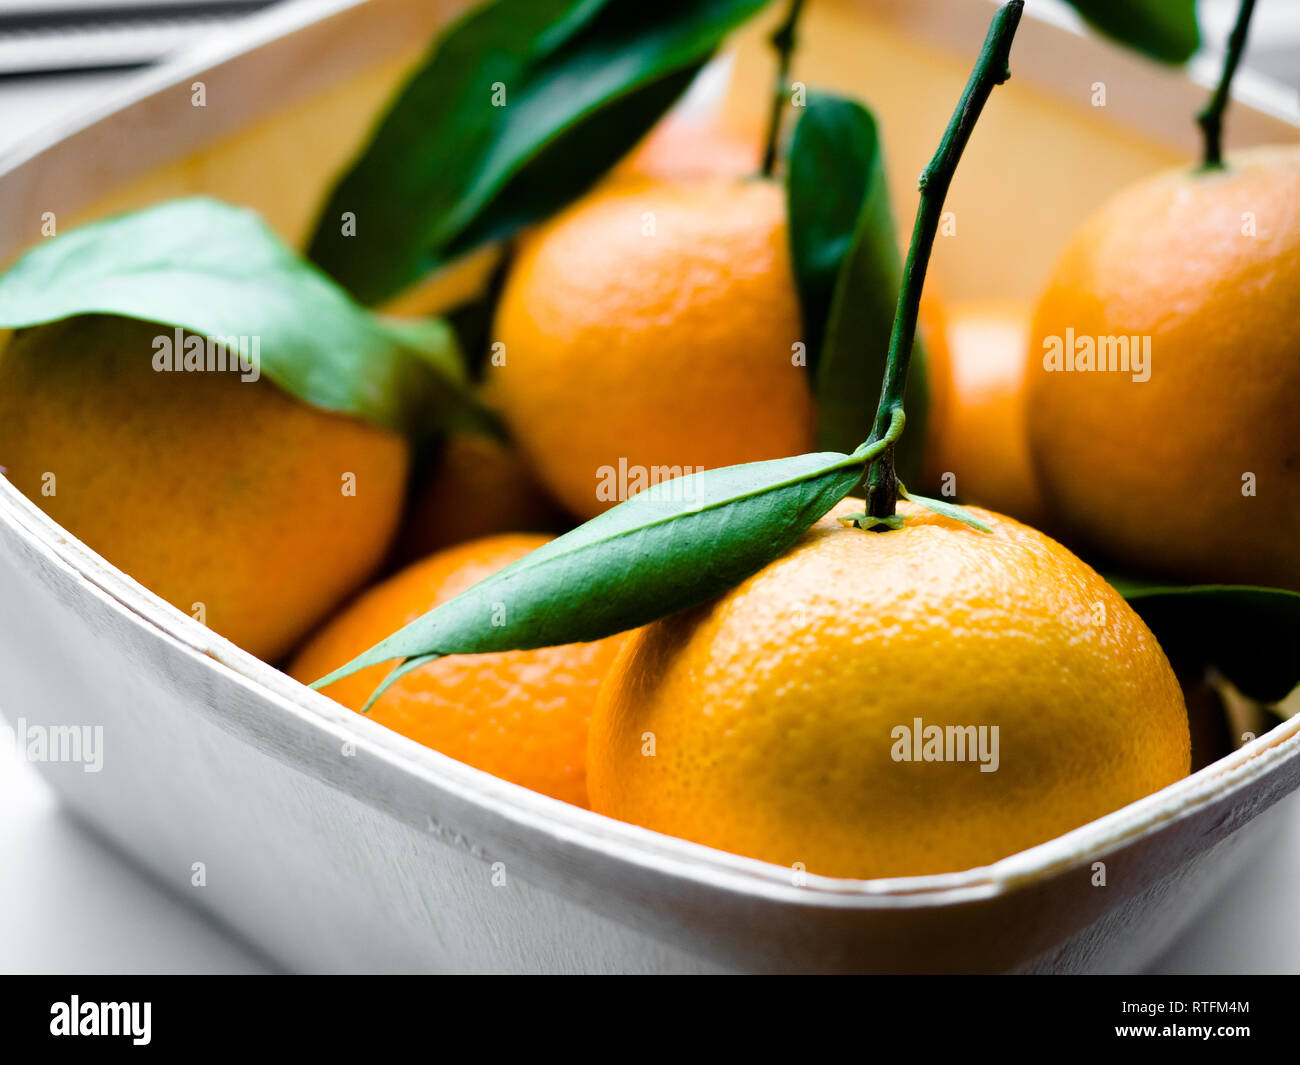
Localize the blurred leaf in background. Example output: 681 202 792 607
1063 0 1199 64
308 0 771 306
786 93 929 485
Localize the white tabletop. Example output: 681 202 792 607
1 6 1298 977
0 742 273 974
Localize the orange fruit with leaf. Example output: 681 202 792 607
488 172 950 520
0 314 408 662
490 175 817 520
292 534 627 807
588 497 1188 878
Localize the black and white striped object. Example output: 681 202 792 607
0 1 280 75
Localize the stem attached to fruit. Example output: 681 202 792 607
1198 0 1257 170
860 0 1024 523
760 0 808 178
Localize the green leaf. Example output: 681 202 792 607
897 484 993 533
0 197 480 436
1108 579 1300 703
444 64 704 258
312 449 869 694
308 0 771 305
785 93 929 484
1063 0 1199 65
785 93 872 373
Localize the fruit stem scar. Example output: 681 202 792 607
760 0 808 179
861 0 1024 522
1197 0 1257 170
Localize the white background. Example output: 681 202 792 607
1 1 1298 975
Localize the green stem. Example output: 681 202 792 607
1197 0 1257 169
849 405 905 464
860 0 1024 523
760 0 807 178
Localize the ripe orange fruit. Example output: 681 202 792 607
489 176 816 519
398 430 568 560
588 498 1189 879
291 533 626 807
928 299 1048 527
0 315 408 661
914 286 953 489
1027 145 1300 590
612 110 953 493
